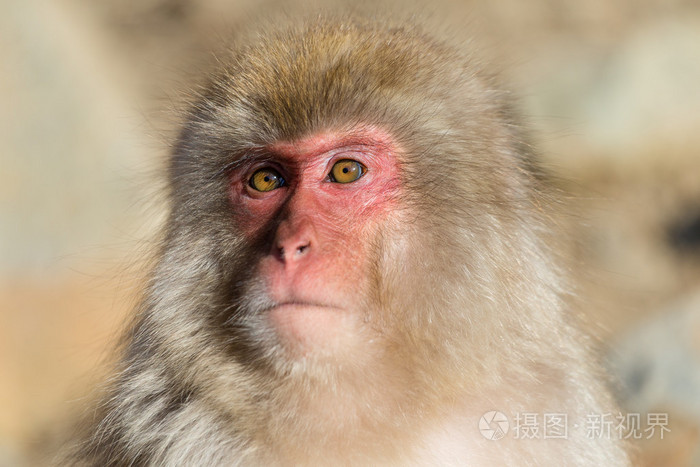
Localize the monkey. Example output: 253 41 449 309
66 17 630 466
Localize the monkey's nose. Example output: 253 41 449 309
274 221 315 264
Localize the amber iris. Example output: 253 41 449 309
249 168 285 192
330 159 365 184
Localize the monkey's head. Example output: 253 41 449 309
142 19 555 436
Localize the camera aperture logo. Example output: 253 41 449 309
479 411 509 441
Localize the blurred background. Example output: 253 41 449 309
1 0 699 465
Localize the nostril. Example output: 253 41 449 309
296 242 310 255
276 240 311 262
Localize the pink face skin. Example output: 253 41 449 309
229 128 402 355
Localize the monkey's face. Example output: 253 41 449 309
226 127 404 360
165 23 521 389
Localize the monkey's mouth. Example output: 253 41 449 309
270 301 336 310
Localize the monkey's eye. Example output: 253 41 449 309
249 168 285 192
329 159 366 184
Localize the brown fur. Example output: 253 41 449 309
66 17 629 466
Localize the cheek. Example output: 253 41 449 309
228 178 288 239
320 229 369 284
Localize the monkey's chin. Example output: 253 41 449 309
267 303 357 356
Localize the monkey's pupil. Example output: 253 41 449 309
342 167 349 173
264 176 270 182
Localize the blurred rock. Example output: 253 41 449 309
669 208 700 254
609 290 700 463
611 290 700 419
524 16 700 168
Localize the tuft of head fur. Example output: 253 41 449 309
66 16 629 466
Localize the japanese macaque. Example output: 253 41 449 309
69 17 629 466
